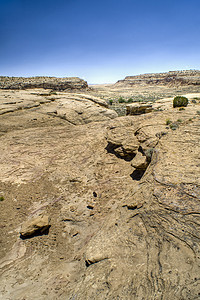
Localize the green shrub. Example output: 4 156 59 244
170 123 179 130
173 96 188 108
118 97 126 103
177 119 182 123
127 98 134 103
109 99 113 105
0 196 4 201
179 107 185 111
166 118 171 125
196 110 200 115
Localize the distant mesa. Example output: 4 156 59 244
0 76 88 90
115 70 200 87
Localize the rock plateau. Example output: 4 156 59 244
0 73 200 299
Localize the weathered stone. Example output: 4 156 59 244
20 215 50 237
131 151 148 169
106 126 139 157
126 103 153 115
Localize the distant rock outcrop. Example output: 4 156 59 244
0 76 88 90
126 103 153 115
115 70 200 87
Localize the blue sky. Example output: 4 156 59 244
0 0 200 83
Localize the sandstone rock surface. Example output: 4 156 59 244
0 82 200 299
20 215 50 237
0 89 117 125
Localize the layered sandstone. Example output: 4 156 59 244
0 76 88 90
115 70 200 87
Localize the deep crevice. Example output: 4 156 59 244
87 205 94 210
85 258 108 268
105 142 136 161
138 145 145 155
130 169 146 181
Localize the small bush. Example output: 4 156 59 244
118 97 126 103
196 110 200 115
173 96 188 108
145 148 154 162
179 107 185 111
166 118 171 125
170 123 179 130
127 98 134 103
0 196 4 201
109 99 113 105
177 119 182 123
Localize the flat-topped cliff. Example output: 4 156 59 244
115 70 200 87
0 76 88 90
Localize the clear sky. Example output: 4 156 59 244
1 0 200 83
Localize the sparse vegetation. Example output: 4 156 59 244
109 99 113 105
177 119 182 123
127 98 134 103
196 110 200 115
166 118 171 125
170 123 179 130
173 96 188 108
0 196 4 201
179 107 185 111
118 97 126 103
145 148 154 162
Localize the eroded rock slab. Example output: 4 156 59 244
0 88 200 299
20 215 50 238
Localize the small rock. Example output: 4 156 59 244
20 215 50 238
131 152 148 169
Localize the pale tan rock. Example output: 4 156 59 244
126 103 153 115
131 151 148 169
20 215 50 237
106 127 139 156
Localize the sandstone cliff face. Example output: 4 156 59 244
115 70 200 87
0 76 88 90
0 86 200 299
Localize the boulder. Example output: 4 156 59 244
131 151 148 169
106 127 139 157
20 215 50 238
126 103 153 115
